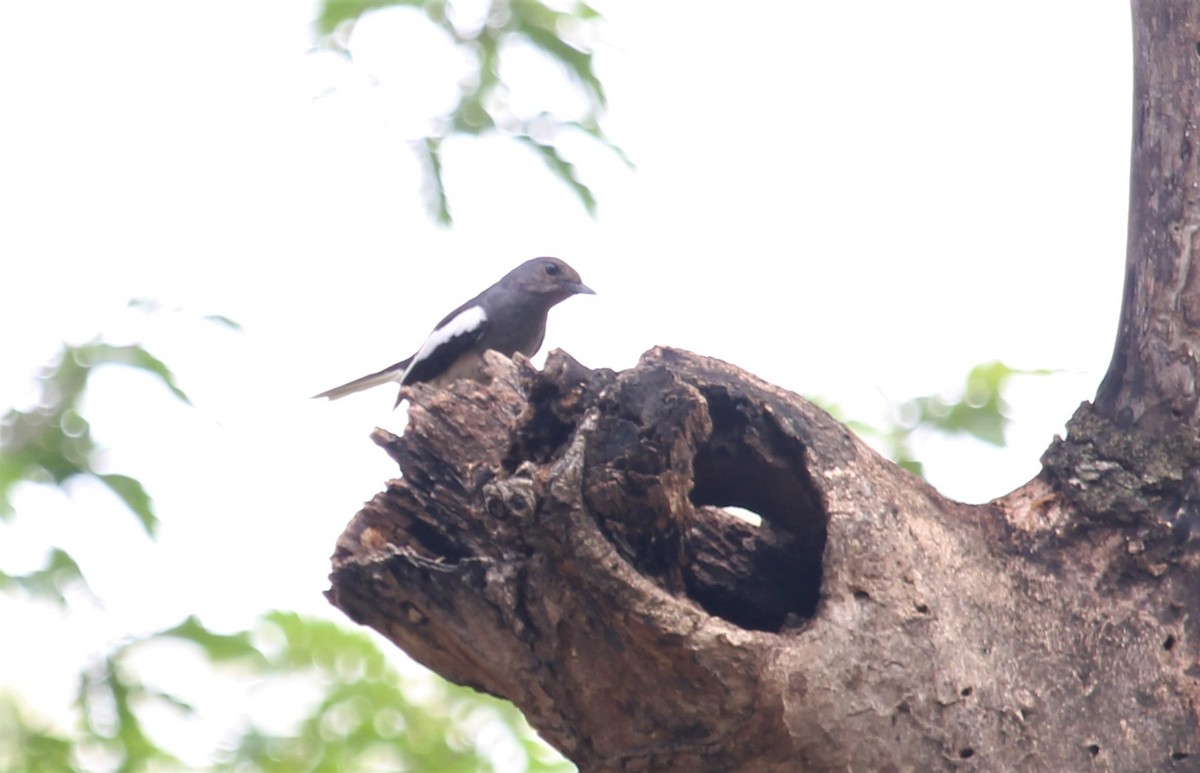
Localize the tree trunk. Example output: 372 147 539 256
326 2 1200 770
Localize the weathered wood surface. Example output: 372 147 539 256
328 347 1200 771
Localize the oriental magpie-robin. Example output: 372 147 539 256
314 257 594 406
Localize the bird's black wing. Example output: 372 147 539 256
397 301 490 391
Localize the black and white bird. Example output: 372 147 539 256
314 257 594 406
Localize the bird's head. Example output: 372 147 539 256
511 257 595 304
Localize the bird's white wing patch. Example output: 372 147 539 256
401 304 488 383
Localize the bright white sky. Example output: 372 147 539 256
0 0 1131 762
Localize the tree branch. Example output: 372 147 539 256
1096 1 1200 427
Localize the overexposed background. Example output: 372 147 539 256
0 0 1131 757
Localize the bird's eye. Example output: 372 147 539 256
543 261 561 276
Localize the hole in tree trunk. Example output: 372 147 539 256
684 387 828 633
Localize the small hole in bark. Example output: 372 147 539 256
960 686 972 697
1087 744 1100 757
959 748 975 759
1164 634 1177 650
685 387 828 632
1174 751 1191 761
1195 41 1200 58
915 603 930 614
853 589 871 601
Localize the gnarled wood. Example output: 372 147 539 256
328 347 1200 771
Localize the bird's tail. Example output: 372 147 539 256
312 358 411 400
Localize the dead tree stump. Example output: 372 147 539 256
327 347 1200 772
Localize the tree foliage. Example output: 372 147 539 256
0 312 573 772
820 361 1053 477
0 337 193 603
314 0 629 225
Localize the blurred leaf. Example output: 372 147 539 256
510 0 606 106
0 696 75 773
207 611 554 772
140 686 196 717
572 0 600 21
417 137 453 226
129 297 244 332
903 361 1051 447
566 119 635 169
0 337 202 538
315 0 422 36
817 361 1053 479
200 313 244 332
0 359 94 491
127 297 162 313
160 615 267 665
98 474 158 536
84 343 192 406
315 0 623 226
0 548 89 606
0 449 28 518
515 135 598 215
78 653 183 772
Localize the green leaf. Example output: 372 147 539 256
416 137 453 226
573 1 601 21
315 0 423 37
0 697 75 773
85 343 192 406
0 548 89 606
816 361 1054 478
1 335 213 539
128 297 244 332
259 610 391 674
200 313 244 331
78 654 181 769
315 0 621 226
126 297 162 313
565 119 635 169
159 615 267 665
901 360 1056 448
98 473 158 536
449 91 498 136
0 451 27 518
515 135 597 215
511 1 606 107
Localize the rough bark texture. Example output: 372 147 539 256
1095 1 1200 429
328 347 1199 771
327 2 1200 770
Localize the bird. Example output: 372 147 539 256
314 257 594 406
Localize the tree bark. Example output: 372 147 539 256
327 2 1200 770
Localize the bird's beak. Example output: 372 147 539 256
571 282 596 295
